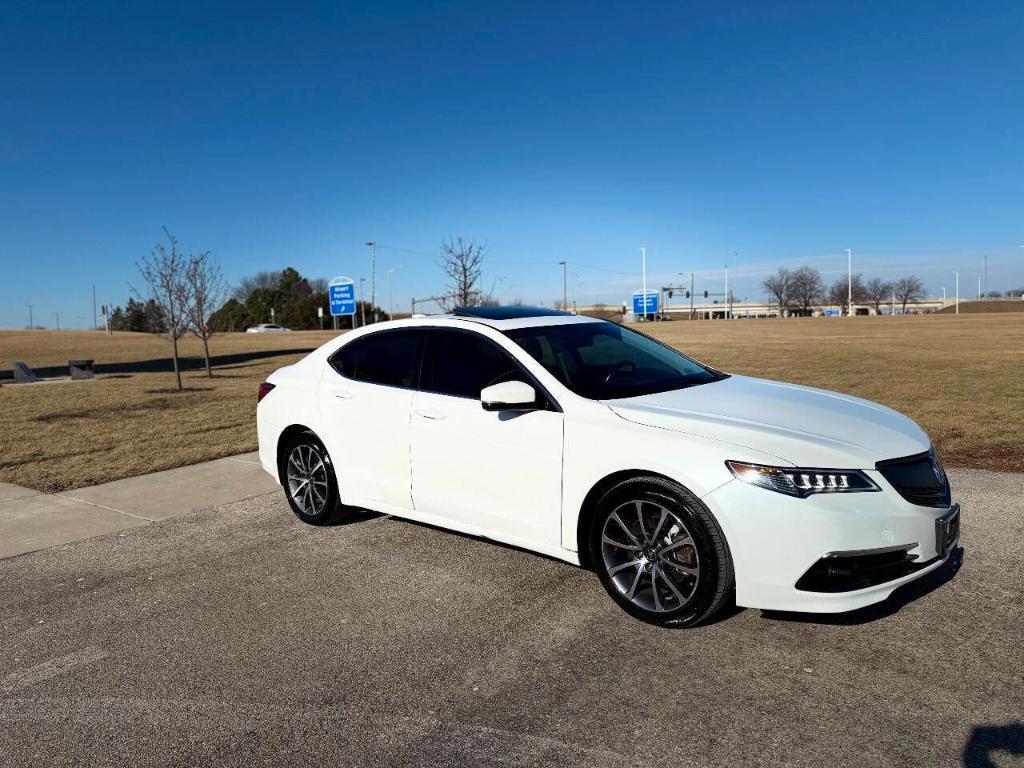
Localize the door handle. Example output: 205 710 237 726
330 388 354 400
414 407 446 420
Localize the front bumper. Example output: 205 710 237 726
703 473 959 613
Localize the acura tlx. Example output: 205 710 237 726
256 307 959 627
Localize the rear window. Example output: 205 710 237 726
331 329 423 389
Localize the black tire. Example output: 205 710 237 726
589 476 734 628
279 431 349 525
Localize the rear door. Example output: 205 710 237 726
409 327 564 549
318 328 423 510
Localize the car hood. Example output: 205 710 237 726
604 374 930 468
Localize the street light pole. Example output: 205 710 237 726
1019 246 1024 300
955 271 959 315
641 247 647 320
559 261 567 311
724 264 729 320
27 304 33 330
387 266 402 321
845 248 852 316
365 241 376 322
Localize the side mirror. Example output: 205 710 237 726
480 380 538 412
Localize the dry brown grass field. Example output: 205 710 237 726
1 314 1021 492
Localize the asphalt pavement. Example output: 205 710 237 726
1 468 1021 767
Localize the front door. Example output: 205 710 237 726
409 328 563 549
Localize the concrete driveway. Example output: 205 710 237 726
1 468 1021 767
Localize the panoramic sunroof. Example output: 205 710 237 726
452 306 571 320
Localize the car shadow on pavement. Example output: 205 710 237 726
316 508 383 527
963 722 1024 767
758 546 964 626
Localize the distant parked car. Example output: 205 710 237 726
247 323 290 333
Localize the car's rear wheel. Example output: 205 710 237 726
590 476 733 627
281 432 348 525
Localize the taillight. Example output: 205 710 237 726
257 382 276 403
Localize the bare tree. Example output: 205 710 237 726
892 275 926 314
762 268 791 314
232 270 281 302
438 235 485 309
827 273 867 315
863 277 892 315
185 250 227 378
135 227 190 390
788 266 825 315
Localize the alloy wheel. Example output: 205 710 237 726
600 499 701 613
286 443 330 517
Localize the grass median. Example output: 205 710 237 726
1 314 1021 492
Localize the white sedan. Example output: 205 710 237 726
256 307 959 627
247 323 291 333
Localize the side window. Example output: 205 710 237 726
421 329 524 399
331 330 422 388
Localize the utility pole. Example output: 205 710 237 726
559 261 568 311
955 271 959 315
977 274 981 299
641 247 647 320
724 264 729 320
27 304 34 329
92 285 97 330
365 241 376 322
358 278 366 327
891 284 895 316
984 254 988 297
56 312 60 330
690 272 694 319
846 248 853 316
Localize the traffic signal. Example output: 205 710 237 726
704 290 709 298
685 290 690 299
668 289 674 299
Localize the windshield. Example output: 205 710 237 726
505 322 724 400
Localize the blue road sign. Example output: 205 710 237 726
329 277 356 316
825 308 841 317
632 290 659 316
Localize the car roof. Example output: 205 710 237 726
441 312 601 331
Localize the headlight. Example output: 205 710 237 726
726 461 880 497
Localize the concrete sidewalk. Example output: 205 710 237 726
0 453 278 559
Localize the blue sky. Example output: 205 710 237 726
2 1 1022 327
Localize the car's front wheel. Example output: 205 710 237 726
280 431 349 525
590 477 734 627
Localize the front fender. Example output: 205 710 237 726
560 406 788 553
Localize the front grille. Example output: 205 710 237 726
796 547 929 593
876 451 951 508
